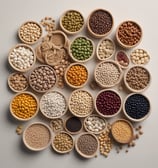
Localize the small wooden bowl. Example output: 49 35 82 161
64 116 83 135
52 131 74 154
69 36 95 63
123 93 151 122
23 122 52 151
87 9 114 38
8 72 28 92
96 38 115 61
28 65 57 93
111 119 134 144
115 50 130 69
68 89 94 118
40 90 68 119
95 89 122 118
75 132 99 159
64 63 89 89
18 21 42 45
83 114 107 134
10 91 39 121
94 60 122 88
116 20 142 49
124 65 151 93
8 44 36 72
60 10 84 35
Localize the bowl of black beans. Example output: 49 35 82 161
123 93 151 122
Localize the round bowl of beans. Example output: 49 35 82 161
84 114 107 134
96 38 115 61
52 131 74 154
123 93 151 122
10 91 39 121
130 48 150 65
18 21 42 45
94 60 122 88
115 50 130 69
40 91 68 119
68 89 94 118
8 44 36 72
23 122 52 151
124 65 151 93
87 9 114 38
75 132 99 158
116 20 142 49
95 89 122 118
64 63 89 89
8 72 28 92
29 65 57 93
60 10 84 35
64 116 83 135
69 36 95 63
111 119 134 144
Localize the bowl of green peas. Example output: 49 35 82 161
69 36 95 63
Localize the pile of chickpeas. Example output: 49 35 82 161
7 9 151 158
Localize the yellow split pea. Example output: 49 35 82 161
10 92 38 120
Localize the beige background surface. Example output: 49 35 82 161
0 0 157 168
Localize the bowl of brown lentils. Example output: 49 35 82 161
116 20 142 49
60 10 84 35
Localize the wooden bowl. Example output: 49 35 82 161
52 131 74 154
23 122 52 151
123 93 151 122
87 9 114 38
18 21 42 45
69 36 95 63
10 91 39 121
8 44 36 72
116 20 142 49
60 10 84 35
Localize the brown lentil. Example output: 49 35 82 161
88 9 113 36
29 65 56 92
10 92 38 120
8 73 28 92
61 10 84 33
19 21 42 44
76 133 98 157
69 90 93 117
23 123 51 151
98 125 112 157
111 120 134 144
125 66 150 91
95 61 122 88
130 49 150 65
117 21 142 47
65 64 88 88
52 132 74 153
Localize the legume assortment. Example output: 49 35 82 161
7 9 151 159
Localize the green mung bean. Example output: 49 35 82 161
70 37 93 61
